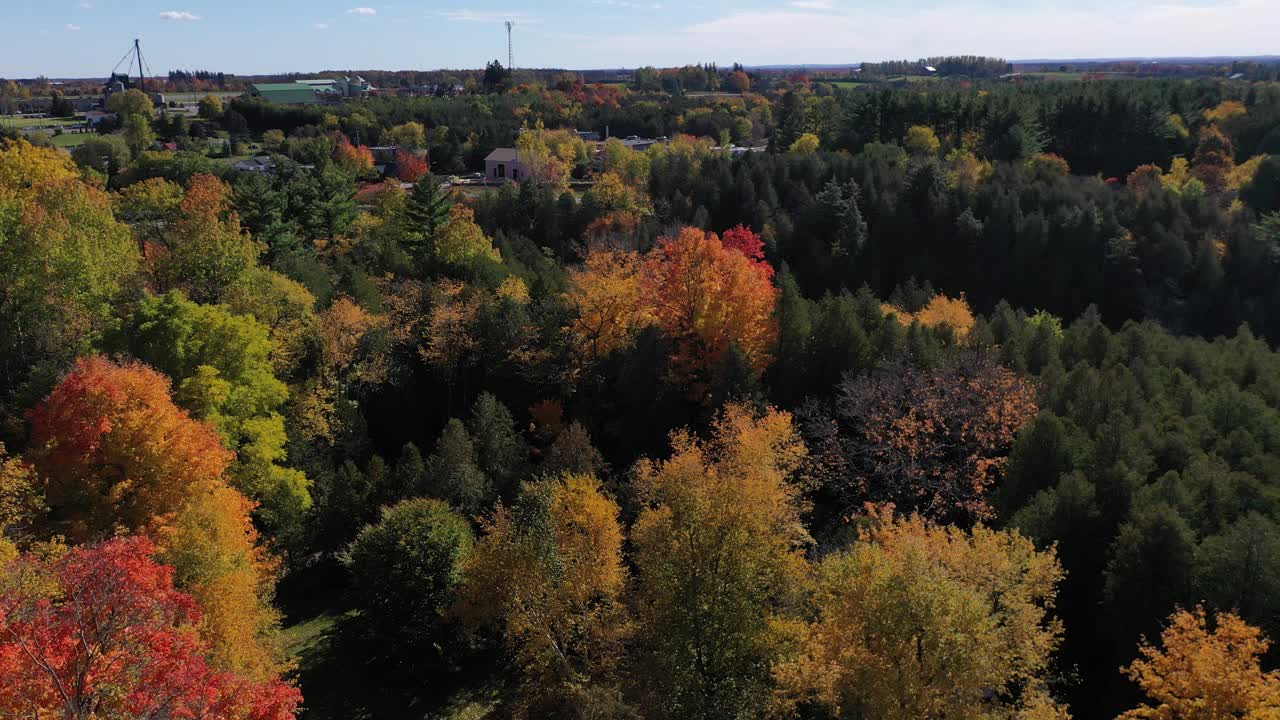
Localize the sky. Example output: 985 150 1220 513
3 0 1279 78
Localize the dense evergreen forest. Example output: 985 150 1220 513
3 68 1280 720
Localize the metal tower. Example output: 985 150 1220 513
134 38 146 92
505 21 515 70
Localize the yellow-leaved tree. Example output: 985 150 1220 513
773 505 1068 720
460 473 631 716
434 204 501 270
0 139 139 436
631 403 809 720
1119 606 1280 720
563 248 656 362
881 292 976 340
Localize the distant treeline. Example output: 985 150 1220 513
860 55 1013 77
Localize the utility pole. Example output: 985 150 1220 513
134 38 146 92
505 21 515 71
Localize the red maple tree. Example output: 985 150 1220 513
396 150 430 183
0 537 301 720
720 224 774 279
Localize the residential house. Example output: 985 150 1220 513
83 110 114 127
231 156 277 174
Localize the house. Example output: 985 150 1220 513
231 156 277 174
574 130 601 142
83 110 114 127
484 148 528 182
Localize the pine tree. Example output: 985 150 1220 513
405 177 453 257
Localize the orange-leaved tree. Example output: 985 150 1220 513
881 292 976 340
1120 605 1280 720
642 227 779 390
27 356 233 542
396 150 430 183
26 356 285 679
334 133 375 176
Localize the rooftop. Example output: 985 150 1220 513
251 82 317 92
485 148 520 163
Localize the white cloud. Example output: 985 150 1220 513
314 22 330 29
592 0 663 8
76 2 93 8
65 23 81 30
347 7 377 14
438 9 537 23
159 10 201 20
788 0 832 8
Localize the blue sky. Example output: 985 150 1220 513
3 0 1278 78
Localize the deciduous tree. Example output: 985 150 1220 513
346 498 473 658
809 352 1038 522
157 173 263 304
0 139 139 439
435 204 501 270
460 474 630 715
25 357 284 678
1120 606 1280 720
773 506 1067 720
563 249 656 362
118 291 309 534
0 537 301 720
396 150 430 183
631 404 809 720
643 227 779 392
27 356 233 542
905 124 941 155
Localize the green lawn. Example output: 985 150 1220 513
281 612 345 659
0 115 81 129
431 684 507 720
163 91 242 104
50 132 92 148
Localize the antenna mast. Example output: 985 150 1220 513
505 21 515 70
134 38 146 92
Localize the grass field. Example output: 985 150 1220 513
163 91 242 104
0 116 81 129
281 612 344 658
50 133 92 148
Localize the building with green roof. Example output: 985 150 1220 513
247 83 324 105
246 76 374 105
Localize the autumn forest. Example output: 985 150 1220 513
3 63 1280 720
